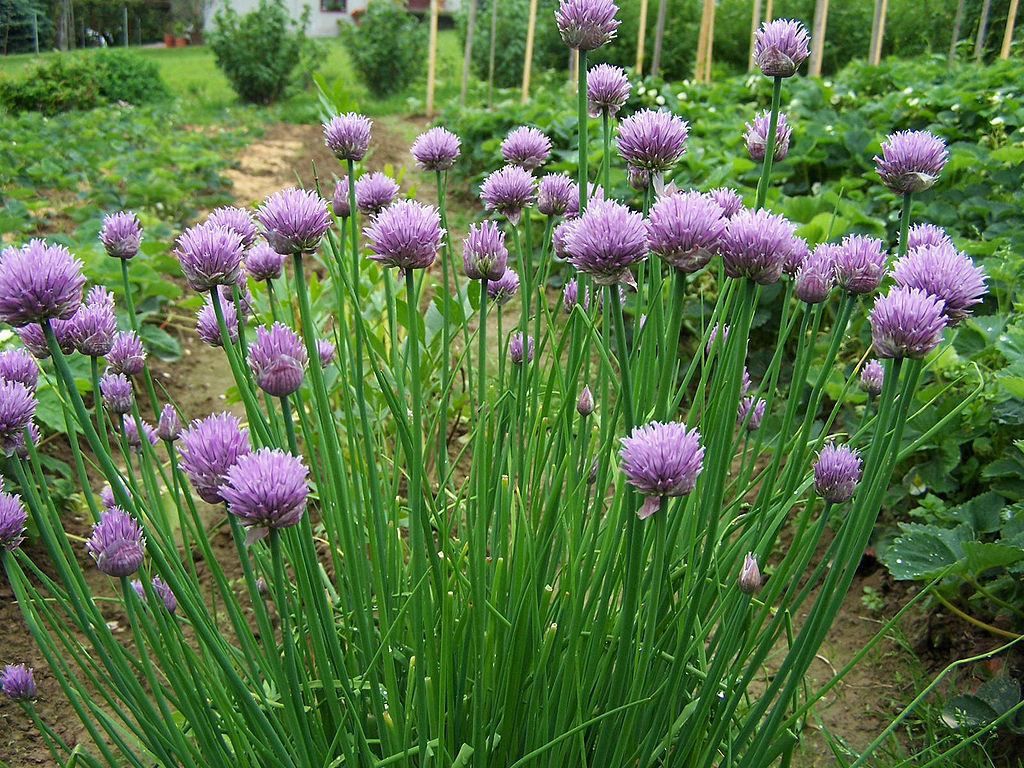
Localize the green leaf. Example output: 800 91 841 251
961 541 1024 575
882 523 972 580
138 325 183 362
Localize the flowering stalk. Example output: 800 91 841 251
898 191 913 258
577 49 589 215
755 77 783 210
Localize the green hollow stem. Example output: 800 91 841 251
897 191 913 259
601 109 611 192
120 257 160 417
755 76 783 211
577 49 589 216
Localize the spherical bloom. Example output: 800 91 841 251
617 109 689 172
720 209 796 284
648 190 727 273
0 380 35 457
196 296 239 347
738 553 761 594
552 219 573 261
355 171 400 217
564 181 605 219
256 187 331 256
0 492 27 551
619 420 705 520
106 330 146 376
87 285 115 309
131 576 177 613
744 110 792 162
563 198 649 287
175 222 244 293
323 112 372 161
69 300 116 357
480 165 536 225
587 62 630 117
741 367 752 396
245 242 286 282
365 199 444 271
411 127 461 171
834 235 886 294
860 359 884 397
555 0 619 50
86 507 145 577
316 338 335 368
737 396 767 432
157 404 182 442
487 268 520 306
509 333 535 365
8 416 38 459
463 221 509 281
576 385 594 416
891 242 987 323
906 223 952 251
874 130 948 195
782 235 811 277
179 412 251 504
1 664 36 701
99 211 142 259
123 418 157 449
537 173 577 217
220 448 309 531
627 165 651 192
0 348 38 392
813 443 862 503
869 287 947 359
248 322 308 398
795 244 836 304
708 187 744 218
0 240 85 327
753 18 810 78
99 372 134 416
99 485 116 510
332 177 351 219
706 322 729 355
207 206 259 250
501 126 552 170
562 278 586 313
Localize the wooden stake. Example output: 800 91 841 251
949 0 966 66
636 0 649 75
460 0 478 105
975 0 993 62
869 0 888 65
695 0 714 82
426 0 439 118
748 0 763 71
809 0 829 77
703 0 715 83
765 0 774 23
650 0 668 77
487 0 498 107
521 0 538 104
1001 0 1019 59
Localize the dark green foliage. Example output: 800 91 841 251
344 0 427 98
459 0 562 90
92 49 173 104
0 0 53 53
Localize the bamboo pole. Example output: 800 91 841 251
748 0 763 71
695 0 711 83
1001 0 1019 59
426 0 439 118
949 0 966 66
703 0 715 83
869 0 888 66
975 0 992 62
636 0 649 75
809 0 829 77
765 0 774 23
487 0 498 107
650 0 668 77
521 0 538 104
459 0 478 105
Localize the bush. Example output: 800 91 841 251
92 49 174 105
344 0 427 98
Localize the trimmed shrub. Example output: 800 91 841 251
92 49 174 105
344 0 427 98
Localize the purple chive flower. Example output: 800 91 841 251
332 177 351 219
480 165 537 226
737 396 767 431
552 220 573 261
99 211 143 259
860 359 884 397
509 333 535 365
248 323 308 398
813 443 862 503
463 221 509 282
0 381 35 457
355 172 400 217
257 187 332 256
316 339 335 368
99 372 134 416
869 287 947 359
1 664 36 701
87 285 115 309
738 553 761 594
648 190 727 273
131 576 177 613
587 62 630 117
706 322 729 355
501 126 552 171
70 300 116 358
0 348 38 392
834 235 886 295
563 198 649 287
795 244 837 304
707 187 744 218
99 485 116 510
753 18 811 78
175 222 244 293
86 507 145 577
123 418 157 449
555 0 620 50
0 492 27 551
487 268 520 306
0 240 85 327
157 404 182 442
874 130 948 195
891 242 987 323
196 296 238 347
537 173 577 217
741 367 752 396
565 182 605 219
245 243 286 282
782 236 811 277
219 448 309 531
14 415 39 461
627 165 651 192
207 206 259 250
365 199 444 272
617 109 689 172
411 127 461 171
619 420 705 520
107 330 145 376
577 385 594 416
907 223 952 250
323 112 372 162
562 278 584 313
178 412 251 504
720 209 796 284
744 110 792 162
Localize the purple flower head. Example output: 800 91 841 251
314 339 334 369
480 165 536 226
706 322 729 355
0 380 35 457
123 418 157 449
179 412 251 504
741 366 752 396
87 285 115 309
834 235 886 294
87 507 145 577
0 240 85 327
323 112 372 161
257 187 331 256
196 296 239 347
587 62 630 117
744 110 792 162
99 211 142 259
565 182 605 219
738 553 761 594
619 420 705 520
707 187 744 218
562 278 583 313
508 333 535 365
207 206 259 250
332 177 351 219
891 242 987 323
537 173 577 217
869 286 947 359
795 244 837 304
1 664 36 701
874 130 948 195
245 242 286 282
157 404 182 442
648 190 727 273
737 396 767 432
501 126 552 171
131 576 177 613
220 448 309 531
99 372 133 416
70 300 116 358
907 223 952 251
365 199 444 272
860 359 884 397
411 127 461 171
721 209 796 285
782 235 810 277
627 165 651 192
564 198 649 287
248 322 308 398
175 222 244 293
355 171 400 217
463 221 509 282
107 330 146 376
99 485 116 510
617 109 689 172
487 268 520 306
0 348 38 392
555 0 619 50
0 492 27 551
552 219 573 260
754 18 810 78
813 443 862 503
576 385 594 416
11 419 37 458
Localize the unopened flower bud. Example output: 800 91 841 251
576 385 594 416
738 553 761 594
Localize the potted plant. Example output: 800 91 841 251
173 20 188 46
